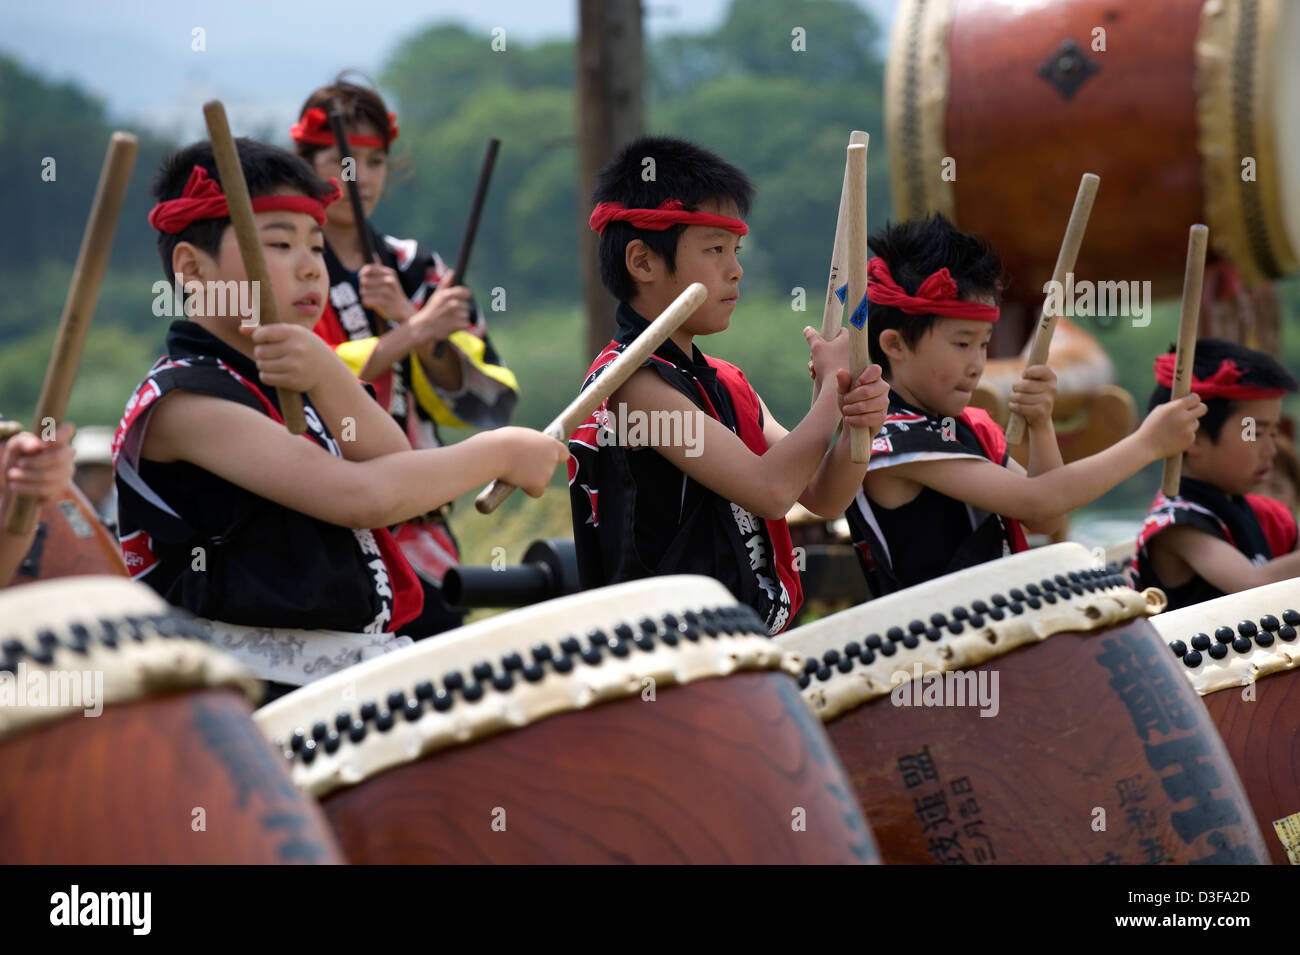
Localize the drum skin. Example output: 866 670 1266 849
7 483 126 586
1202 677 1300 865
0 689 343 864
824 619 1268 864
321 672 878 864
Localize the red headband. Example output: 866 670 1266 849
1153 353 1286 400
865 258 1000 322
148 166 342 234
589 199 749 236
289 107 399 148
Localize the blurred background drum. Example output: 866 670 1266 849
887 0 1300 354
778 544 1268 864
256 576 879 864
0 577 342 864
5 483 126 586
1151 581 1300 864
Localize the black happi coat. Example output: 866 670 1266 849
113 321 421 631
567 303 802 634
1131 476 1297 610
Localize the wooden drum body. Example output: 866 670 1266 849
887 0 1300 313
256 576 879 864
0 577 342 864
778 544 1269 864
1151 582 1300 864
7 483 126 586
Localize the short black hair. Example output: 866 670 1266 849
866 213 1006 377
1147 337 1296 442
151 138 335 280
592 135 755 302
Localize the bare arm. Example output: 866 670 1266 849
614 367 843 520
142 392 564 528
1151 525 1300 593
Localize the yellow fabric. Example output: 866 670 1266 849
334 337 379 378
408 331 519 428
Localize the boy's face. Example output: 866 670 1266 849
887 312 993 418
1186 397 1283 497
307 121 389 225
632 198 743 336
177 193 328 328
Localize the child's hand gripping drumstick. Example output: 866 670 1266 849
5 132 137 536
474 282 708 514
844 141 872 463
814 129 869 404
1161 224 1210 496
1004 172 1100 446
203 100 308 435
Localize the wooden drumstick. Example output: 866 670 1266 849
326 101 379 266
5 132 138 537
845 142 871 463
1161 224 1210 497
475 282 708 514
813 130 869 402
202 100 307 435
434 137 501 359
1004 172 1101 446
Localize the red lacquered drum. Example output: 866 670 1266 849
6 483 126 586
0 577 343 864
777 544 1268 864
255 576 879 864
1151 582 1300 865
886 0 1300 308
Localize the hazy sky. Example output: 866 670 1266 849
1 0 897 141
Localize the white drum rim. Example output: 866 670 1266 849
0 576 261 742
1150 578 1300 696
253 575 798 799
777 543 1164 721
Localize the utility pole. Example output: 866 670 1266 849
576 0 644 358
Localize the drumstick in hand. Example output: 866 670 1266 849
434 137 500 359
203 100 307 434
845 142 871 463
475 282 707 514
814 130 869 403
5 132 138 537
326 100 382 336
1161 224 1209 497
1004 172 1100 446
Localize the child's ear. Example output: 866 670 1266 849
624 239 660 285
171 241 211 286
878 328 909 363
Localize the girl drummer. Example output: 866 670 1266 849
290 77 518 639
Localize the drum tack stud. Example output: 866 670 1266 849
1284 610 1300 627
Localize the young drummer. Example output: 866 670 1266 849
569 136 890 634
847 214 1205 594
114 138 564 688
291 78 517 637
1132 338 1299 610
0 421 76 586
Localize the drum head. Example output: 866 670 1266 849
255 575 794 798
0 576 259 742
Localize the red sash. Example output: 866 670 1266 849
960 407 1030 553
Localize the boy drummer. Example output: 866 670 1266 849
847 213 1206 594
115 138 564 693
1132 338 1299 610
569 136 890 633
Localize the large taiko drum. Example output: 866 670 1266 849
886 0 1299 314
255 576 879 864
1150 582 1300 865
777 543 1268 864
0 577 343 864
5 483 128 585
